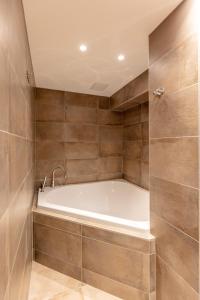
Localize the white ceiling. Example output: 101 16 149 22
23 0 182 96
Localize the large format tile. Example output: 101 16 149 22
150 176 199 240
64 124 98 143
66 106 97 124
156 256 199 300
0 212 9 300
0 47 9 132
151 213 199 292
34 223 82 268
36 122 65 142
65 142 99 160
35 88 65 121
149 0 197 64
149 34 198 95
150 137 198 188
0 132 10 218
150 84 198 138
82 237 150 292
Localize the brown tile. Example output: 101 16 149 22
98 157 122 174
0 47 9 132
64 124 98 143
9 135 28 199
124 124 142 141
67 174 97 184
8 179 30 270
36 88 65 121
111 70 148 109
141 102 149 122
66 106 97 124
124 140 142 160
8 226 27 300
98 110 123 125
149 0 197 65
123 159 141 186
142 122 149 140
82 225 153 254
124 106 141 125
65 142 99 159
149 34 198 95
36 159 65 180
100 142 123 157
34 223 82 267
83 269 149 300
0 132 10 219
67 159 99 178
150 84 198 138
9 68 27 137
99 97 110 109
83 237 150 292
151 213 199 291
36 122 64 141
141 162 149 190
156 256 199 300
0 212 9 300
150 176 199 240
141 140 149 163
36 141 65 160
34 212 81 235
100 126 123 142
150 137 198 188
65 91 98 108
34 250 81 280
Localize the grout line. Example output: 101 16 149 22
150 175 199 191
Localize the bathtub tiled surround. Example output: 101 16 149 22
33 211 155 300
149 0 199 298
123 102 149 189
0 0 35 299
35 89 123 186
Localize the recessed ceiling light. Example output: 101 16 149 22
79 44 87 52
118 54 125 61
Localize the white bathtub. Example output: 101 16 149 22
37 180 150 233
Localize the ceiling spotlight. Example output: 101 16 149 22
118 54 125 61
79 44 87 52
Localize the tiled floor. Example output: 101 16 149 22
28 262 121 300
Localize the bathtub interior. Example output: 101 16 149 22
38 180 150 232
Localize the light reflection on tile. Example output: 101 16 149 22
29 262 121 300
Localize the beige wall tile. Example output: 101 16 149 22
100 126 123 142
34 212 81 235
35 250 81 281
124 140 142 160
98 157 122 174
83 237 150 292
124 124 142 141
123 159 141 186
66 106 97 124
65 91 99 108
150 84 198 138
36 122 64 141
0 212 9 300
98 110 123 125
0 48 9 132
149 35 198 95
0 132 10 218
82 225 153 254
150 137 198 188
149 0 197 65
65 142 99 160
67 159 99 177
83 269 149 300
36 141 65 160
100 142 123 157
141 162 149 190
36 159 65 180
64 124 98 143
36 89 65 121
150 176 198 241
156 256 199 300
124 106 141 125
151 214 199 291
34 223 82 267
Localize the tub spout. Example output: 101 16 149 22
51 166 67 188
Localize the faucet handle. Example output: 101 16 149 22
40 176 47 192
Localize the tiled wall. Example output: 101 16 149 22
35 88 123 186
123 102 149 189
33 211 155 300
149 0 199 298
0 0 35 300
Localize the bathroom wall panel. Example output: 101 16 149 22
33 211 155 300
149 0 199 298
123 102 149 189
35 88 123 186
0 0 35 299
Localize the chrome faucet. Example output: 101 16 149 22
51 166 67 188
